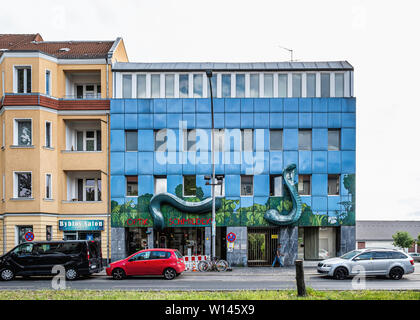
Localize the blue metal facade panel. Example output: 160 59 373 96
110 98 356 220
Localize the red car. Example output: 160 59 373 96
106 248 185 280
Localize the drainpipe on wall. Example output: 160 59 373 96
106 54 111 264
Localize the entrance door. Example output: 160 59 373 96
304 227 319 260
248 228 279 266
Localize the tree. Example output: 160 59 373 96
392 231 415 250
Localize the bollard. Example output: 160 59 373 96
295 260 307 297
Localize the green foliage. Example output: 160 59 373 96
392 231 415 249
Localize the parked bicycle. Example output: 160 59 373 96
197 256 229 272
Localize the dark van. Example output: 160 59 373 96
0 240 103 281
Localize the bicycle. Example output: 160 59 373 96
197 256 229 272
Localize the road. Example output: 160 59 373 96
1 268 420 291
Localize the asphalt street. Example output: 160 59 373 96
1 267 419 291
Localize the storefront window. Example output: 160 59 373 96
299 227 337 260
155 228 205 256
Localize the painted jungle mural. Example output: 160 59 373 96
111 173 355 229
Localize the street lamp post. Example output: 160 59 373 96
205 70 217 260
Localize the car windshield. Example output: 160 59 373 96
340 250 361 260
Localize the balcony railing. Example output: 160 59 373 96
63 94 104 100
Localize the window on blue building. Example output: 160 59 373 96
264 74 273 97
328 129 340 151
165 74 175 98
335 73 344 97
270 175 283 197
270 130 283 150
278 74 288 97
122 75 132 98
292 74 302 98
179 74 189 98
235 74 245 98
193 74 203 98
137 75 146 98
222 74 231 98
328 175 340 195
241 129 254 152
154 129 167 151
298 129 312 150
154 176 167 194
321 73 330 98
183 129 196 151
183 175 196 197
126 176 138 196
298 175 311 195
306 73 316 98
207 73 217 98
241 175 253 196
250 74 259 98
125 130 138 151
151 74 160 98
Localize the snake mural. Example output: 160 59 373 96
263 164 303 225
149 192 222 230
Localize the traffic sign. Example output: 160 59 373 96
24 232 34 242
226 232 236 243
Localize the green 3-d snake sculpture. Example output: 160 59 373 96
148 164 302 230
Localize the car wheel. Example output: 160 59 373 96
163 268 177 280
389 267 404 280
333 267 348 280
65 267 79 281
0 268 15 281
112 268 126 280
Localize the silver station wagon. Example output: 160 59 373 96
317 248 415 280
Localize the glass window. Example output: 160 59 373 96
321 73 330 97
179 74 189 98
125 130 138 151
45 122 51 148
250 74 259 97
151 74 160 98
270 130 283 150
236 74 245 98
214 175 225 197
389 252 408 259
77 178 101 202
207 73 217 98
298 130 312 150
264 74 273 97
154 129 167 151
75 130 100 151
16 119 32 146
298 175 311 195
214 129 224 152
335 73 344 97
154 176 167 194
183 129 196 151
328 175 340 195
45 70 50 95
85 179 95 201
373 252 390 260
241 175 253 196
292 73 302 98
137 75 146 98
16 67 31 93
165 74 174 98
355 252 373 260
132 251 151 261
328 129 340 151
270 175 283 197
16 172 32 198
306 73 316 98
241 129 253 151
183 175 196 197
126 176 138 196
46 226 52 241
222 74 231 98
193 74 203 98
45 174 52 199
278 74 288 97
85 131 95 151
150 251 171 259
122 75 132 98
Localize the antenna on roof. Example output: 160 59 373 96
278 45 294 62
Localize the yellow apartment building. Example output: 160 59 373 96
0 34 128 261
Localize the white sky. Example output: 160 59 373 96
2 0 420 220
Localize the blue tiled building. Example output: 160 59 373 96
110 62 356 266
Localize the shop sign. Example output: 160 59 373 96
59 220 104 231
169 217 212 226
126 218 149 226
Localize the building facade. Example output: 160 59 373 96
110 62 356 266
0 33 128 260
